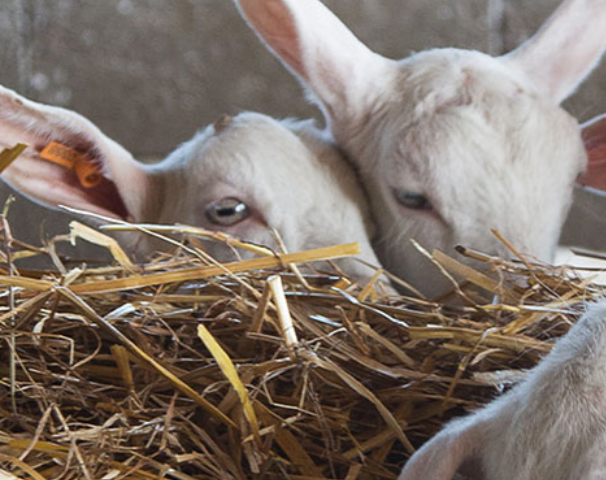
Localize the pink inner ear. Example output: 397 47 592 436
578 116 606 191
65 170 129 219
0 86 141 220
3 148 129 220
578 150 606 191
239 0 305 78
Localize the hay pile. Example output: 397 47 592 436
0 218 602 480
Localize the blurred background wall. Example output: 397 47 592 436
0 0 605 255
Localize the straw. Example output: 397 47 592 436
0 218 599 479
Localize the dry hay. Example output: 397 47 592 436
0 216 603 480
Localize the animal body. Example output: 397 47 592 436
398 299 606 480
0 85 385 287
236 0 606 296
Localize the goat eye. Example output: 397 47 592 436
394 190 432 210
205 197 250 226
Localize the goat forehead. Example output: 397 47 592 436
392 49 527 106
186 119 323 186
368 48 583 180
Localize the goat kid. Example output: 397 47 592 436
0 86 386 287
236 0 606 296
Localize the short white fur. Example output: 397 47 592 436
236 0 606 295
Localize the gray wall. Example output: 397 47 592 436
1 0 605 255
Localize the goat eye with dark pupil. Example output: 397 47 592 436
217 203 245 217
395 191 432 210
205 197 250 226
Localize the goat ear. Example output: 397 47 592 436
502 0 606 103
0 85 151 220
235 0 394 126
578 114 606 190
398 418 485 480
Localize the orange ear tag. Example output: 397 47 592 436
39 142 102 188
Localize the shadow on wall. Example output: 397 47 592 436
1 0 604 259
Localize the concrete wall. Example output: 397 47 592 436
1 0 605 256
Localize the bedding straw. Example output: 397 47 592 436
0 218 601 479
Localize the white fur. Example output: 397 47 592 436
0 85 385 287
236 0 606 295
398 299 606 480
151 112 386 285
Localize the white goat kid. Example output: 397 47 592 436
236 0 606 296
398 299 606 480
0 86 384 286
